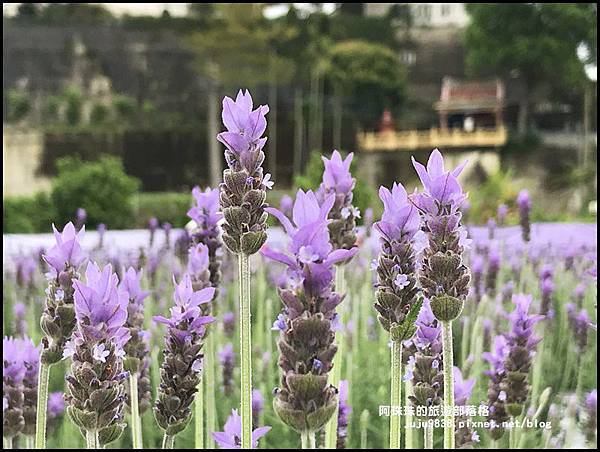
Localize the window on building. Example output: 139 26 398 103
400 49 417 66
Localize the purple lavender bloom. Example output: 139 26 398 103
187 243 211 285
252 389 264 429
484 335 510 439
212 408 271 449
279 194 294 220
336 380 352 449
40 222 86 364
13 302 27 337
70 262 131 356
14 255 37 290
3 337 27 438
75 207 87 230
163 222 172 249
585 389 597 442
261 189 356 432
517 190 531 242
222 312 235 338
318 151 359 251
153 274 215 436
219 90 270 255
497 204 508 226
120 267 152 412
48 391 65 419
411 149 470 322
453 366 478 447
487 217 496 240
43 222 86 278
97 223 106 249
219 343 235 395
471 255 484 303
500 295 543 417
540 277 555 316
486 248 501 296
408 298 443 413
148 217 159 246
372 182 421 337
574 283 586 308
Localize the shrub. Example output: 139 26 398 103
113 95 137 122
51 156 140 229
3 192 56 233
89 103 110 125
63 86 83 126
6 89 30 122
133 192 192 228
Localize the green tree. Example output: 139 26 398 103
465 3 597 135
324 40 407 129
6 89 30 122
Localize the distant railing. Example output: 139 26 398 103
357 126 508 151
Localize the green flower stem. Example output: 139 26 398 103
324 264 346 449
162 433 175 449
404 381 414 449
441 320 455 449
360 410 369 449
24 436 34 449
424 421 434 449
35 361 51 449
300 430 315 449
86 430 98 449
509 417 517 449
195 373 204 449
389 339 403 449
205 334 217 449
238 253 252 449
129 372 141 449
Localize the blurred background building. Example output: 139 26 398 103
3 3 597 229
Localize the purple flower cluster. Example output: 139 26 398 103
453 367 479 447
65 262 130 446
153 274 215 436
218 343 235 395
212 408 271 449
566 304 592 352
336 380 352 449
262 189 357 433
412 149 470 322
120 267 152 413
218 90 271 255
373 182 422 339
3 337 39 439
517 190 531 242
407 299 444 414
188 186 223 288
318 151 359 252
40 222 86 364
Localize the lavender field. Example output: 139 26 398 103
3 89 597 451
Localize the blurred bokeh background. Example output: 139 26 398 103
3 3 597 233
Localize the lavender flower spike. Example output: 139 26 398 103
319 150 359 251
261 189 357 438
4 337 35 441
412 148 470 449
188 186 223 288
411 148 470 321
453 367 478 448
373 182 422 339
153 274 215 439
500 294 543 417
65 262 131 447
218 89 270 255
517 190 531 242
40 222 86 364
212 409 271 449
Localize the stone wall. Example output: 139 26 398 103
3 126 51 197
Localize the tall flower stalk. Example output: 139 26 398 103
64 262 131 448
187 186 223 448
36 222 86 449
218 89 271 448
261 189 357 448
373 182 422 449
318 150 359 449
120 267 151 448
153 274 215 448
412 149 470 449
